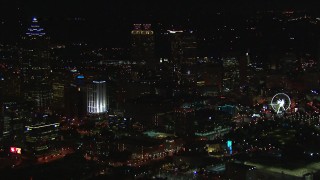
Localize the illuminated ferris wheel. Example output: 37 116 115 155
270 93 291 114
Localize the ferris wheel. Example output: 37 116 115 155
270 93 291 114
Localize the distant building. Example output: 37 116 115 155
21 17 53 114
195 126 231 140
226 162 255 180
245 161 320 180
64 74 87 118
222 57 240 91
131 24 155 67
25 82 52 112
216 104 237 116
52 82 65 106
0 97 32 156
21 17 51 84
87 81 108 114
0 100 27 140
65 83 86 118
108 115 132 130
168 30 197 65
0 72 21 97
25 114 60 155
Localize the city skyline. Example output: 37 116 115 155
1 1 320 180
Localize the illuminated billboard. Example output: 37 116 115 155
10 147 22 154
227 140 232 155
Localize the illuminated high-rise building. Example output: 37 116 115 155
24 82 52 112
131 24 155 67
21 17 53 113
25 114 60 155
25 17 46 38
0 99 30 145
21 17 51 83
52 82 65 105
87 81 108 114
65 75 87 118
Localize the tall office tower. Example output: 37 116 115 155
168 30 197 65
0 99 29 145
24 82 52 113
21 17 51 83
222 57 240 92
131 24 155 67
65 75 87 118
64 85 83 118
21 17 53 112
52 82 64 106
87 81 108 114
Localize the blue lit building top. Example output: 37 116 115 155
26 17 46 37
76 75 85 79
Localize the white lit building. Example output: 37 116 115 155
87 81 108 114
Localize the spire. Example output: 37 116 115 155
26 17 46 37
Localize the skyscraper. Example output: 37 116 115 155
21 17 53 113
27 83 52 110
131 24 155 67
168 30 197 65
87 81 108 114
0 99 30 150
21 17 51 83
52 82 65 107
222 57 240 92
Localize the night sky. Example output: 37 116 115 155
1 0 319 16
1 0 320 46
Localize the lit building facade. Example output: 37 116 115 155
87 81 108 114
21 17 51 83
168 30 197 65
222 57 240 91
21 17 53 114
1 101 27 139
25 83 52 111
25 117 60 155
131 24 155 66
195 126 232 140
52 82 64 104
0 99 30 152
